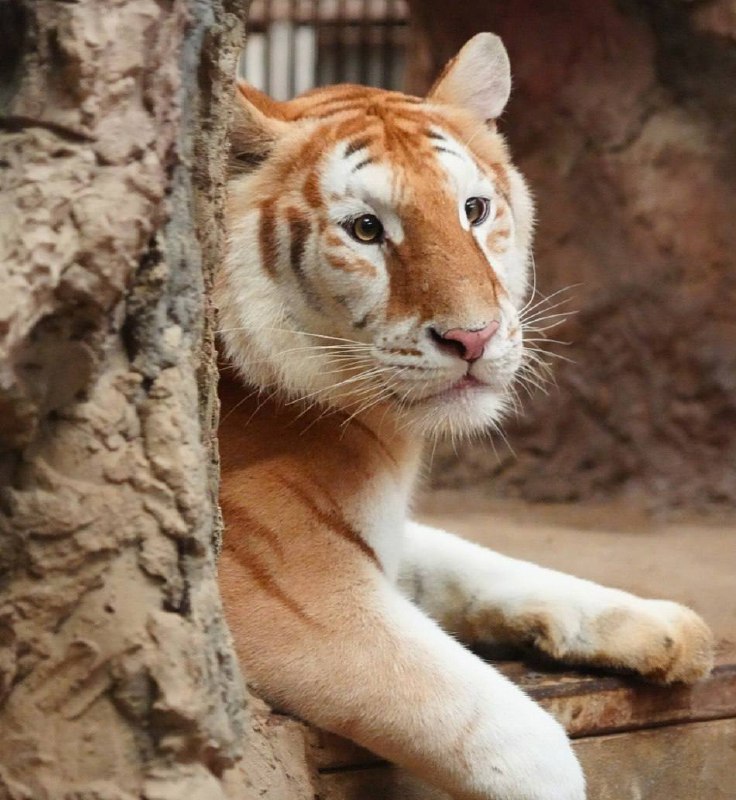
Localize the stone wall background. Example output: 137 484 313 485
407 0 736 508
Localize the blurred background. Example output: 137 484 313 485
240 0 736 513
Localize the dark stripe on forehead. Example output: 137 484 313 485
425 130 447 140
385 94 423 104
434 145 464 159
259 205 279 277
345 137 371 158
352 156 375 172
306 89 373 108
309 101 366 120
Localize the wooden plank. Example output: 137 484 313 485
319 767 446 800
318 718 736 800
498 658 736 738
573 718 736 800
307 658 736 770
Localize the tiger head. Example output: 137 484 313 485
218 33 535 438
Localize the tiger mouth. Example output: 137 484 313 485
396 372 493 407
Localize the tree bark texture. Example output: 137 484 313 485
0 1 265 796
407 0 736 508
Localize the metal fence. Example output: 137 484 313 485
240 0 410 100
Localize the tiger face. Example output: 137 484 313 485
218 34 535 437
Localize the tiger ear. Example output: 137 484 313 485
230 83 289 174
427 33 511 124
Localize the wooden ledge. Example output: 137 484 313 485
241 648 736 799
497 655 736 739
307 650 736 772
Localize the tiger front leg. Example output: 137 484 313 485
220 548 585 800
400 522 714 684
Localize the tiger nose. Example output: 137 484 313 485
430 321 500 362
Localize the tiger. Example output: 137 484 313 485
216 33 714 800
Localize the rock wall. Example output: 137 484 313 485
0 1 266 796
407 0 736 508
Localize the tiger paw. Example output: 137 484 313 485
588 599 715 684
523 597 715 684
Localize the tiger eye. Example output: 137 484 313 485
465 197 490 226
351 214 384 243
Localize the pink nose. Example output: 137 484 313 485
432 321 500 362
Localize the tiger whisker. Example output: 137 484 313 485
285 367 396 407
522 337 572 346
519 294 577 321
524 346 576 366
519 283 581 317
521 310 578 328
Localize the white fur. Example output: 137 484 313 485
430 33 512 121
398 521 712 683
337 583 585 800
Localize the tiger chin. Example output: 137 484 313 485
216 33 714 800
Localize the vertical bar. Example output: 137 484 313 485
294 23 317 95
243 35 266 89
380 0 393 89
358 0 370 85
287 0 296 98
392 0 409 91
335 0 346 84
270 19 290 100
317 0 325 89
315 0 326 86
262 0 271 95
398 0 408 90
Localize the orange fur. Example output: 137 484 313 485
216 33 712 800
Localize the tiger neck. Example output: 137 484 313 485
219 374 425 532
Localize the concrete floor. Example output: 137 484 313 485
417 490 736 661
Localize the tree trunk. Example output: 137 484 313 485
407 0 736 509
0 1 261 796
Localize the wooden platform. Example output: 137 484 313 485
246 648 736 800
315 651 736 798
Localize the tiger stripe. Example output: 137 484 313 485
344 137 372 158
325 252 377 278
433 145 463 159
346 417 399 468
302 168 322 209
287 208 310 277
275 474 380 567
285 206 320 310
234 508 285 559
352 156 374 171
231 546 317 626
258 204 279 277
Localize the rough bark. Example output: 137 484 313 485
407 0 736 509
0 0 255 796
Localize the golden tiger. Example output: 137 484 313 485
216 33 713 800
